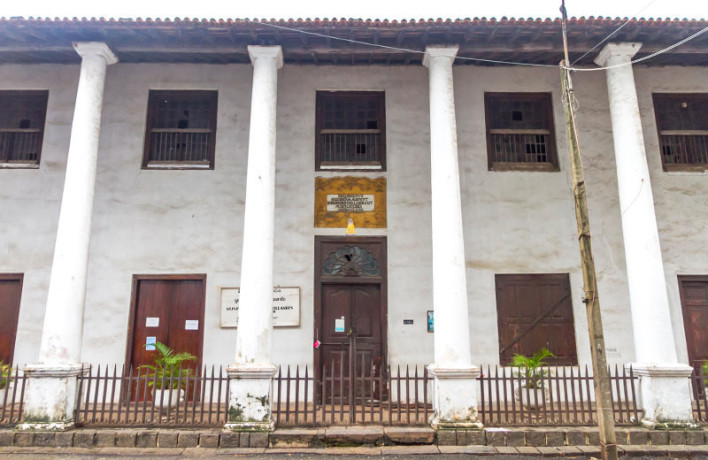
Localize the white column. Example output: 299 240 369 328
226 45 282 431
423 46 481 429
21 42 117 430
595 43 694 427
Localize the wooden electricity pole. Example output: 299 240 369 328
559 3 618 459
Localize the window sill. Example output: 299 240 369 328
489 162 558 172
143 161 212 170
0 162 39 169
663 164 708 174
318 162 383 171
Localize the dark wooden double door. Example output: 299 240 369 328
315 237 387 404
126 276 206 399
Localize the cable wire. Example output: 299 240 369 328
257 20 708 72
570 0 658 65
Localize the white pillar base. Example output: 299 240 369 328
18 364 85 431
224 364 278 431
630 364 697 428
428 365 483 429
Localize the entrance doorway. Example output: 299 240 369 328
126 275 206 379
678 275 708 369
0 274 23 364
314 237 387 403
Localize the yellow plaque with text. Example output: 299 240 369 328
315 177 386 228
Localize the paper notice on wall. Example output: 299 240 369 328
145 336 156 351
145 317 159 328
185 320 199 331
335 317 345 333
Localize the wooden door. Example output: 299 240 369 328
678 276 708 369
320 284 383 400
0 275 23 364
315 237 387 404
127 276 206 391
496 274 577 366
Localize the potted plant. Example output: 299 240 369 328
0 361 12 407
511 348 555 408
141 342 196 413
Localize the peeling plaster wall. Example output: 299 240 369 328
0 62 705 369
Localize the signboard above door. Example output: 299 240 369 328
220 287 300 328
315 177 386 228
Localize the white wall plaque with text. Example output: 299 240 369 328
220 287 300 328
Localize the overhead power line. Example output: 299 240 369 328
258 20 707 71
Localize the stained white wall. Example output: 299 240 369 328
1 61 706 369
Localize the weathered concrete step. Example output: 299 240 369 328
269 426 435 447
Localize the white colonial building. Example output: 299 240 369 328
0 16 706 429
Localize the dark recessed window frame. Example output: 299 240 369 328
315 91 386 171
495 273 578 366
652 93 708 172
484 92 559 172
142 90 218 170
0 90 48 168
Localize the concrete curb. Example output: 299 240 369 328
0 426 705 449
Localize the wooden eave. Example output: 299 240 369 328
0 17 705 66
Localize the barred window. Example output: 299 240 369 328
316 91 386 171
485 93 558 171
143 91 217 169
653 94 708 171
0 91 48 167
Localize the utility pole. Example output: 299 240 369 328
559 2 618 460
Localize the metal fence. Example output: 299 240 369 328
273 364 431 426
478 365 641 426
0 366 26 426
75 365 229 427
691 365 708 423
5 362 706 428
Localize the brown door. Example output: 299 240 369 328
678 276 708 369
0 275 23 364
127 276 206 394
315 237 387 404
496 274 577 366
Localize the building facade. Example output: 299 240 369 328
0 16 706 428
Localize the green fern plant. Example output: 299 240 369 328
0 361 11 390
511 348 555 389
702 361 708 387
141 341 197 389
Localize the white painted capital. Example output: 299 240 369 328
594 42 642 67
423 45 458 68
226 364 278 379
629 363 694 378
73 42 118 65
427 365 481 379
247 45 283 69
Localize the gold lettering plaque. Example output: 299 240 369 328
315 177 386 228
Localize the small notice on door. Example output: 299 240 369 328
145 336 156 351
335 317 345 333
185 320 199 331
145 317 159 328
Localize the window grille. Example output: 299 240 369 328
653 94 708 171
0 91 48 167
143 91 217 169
316 91 385 170
485 93 558 171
